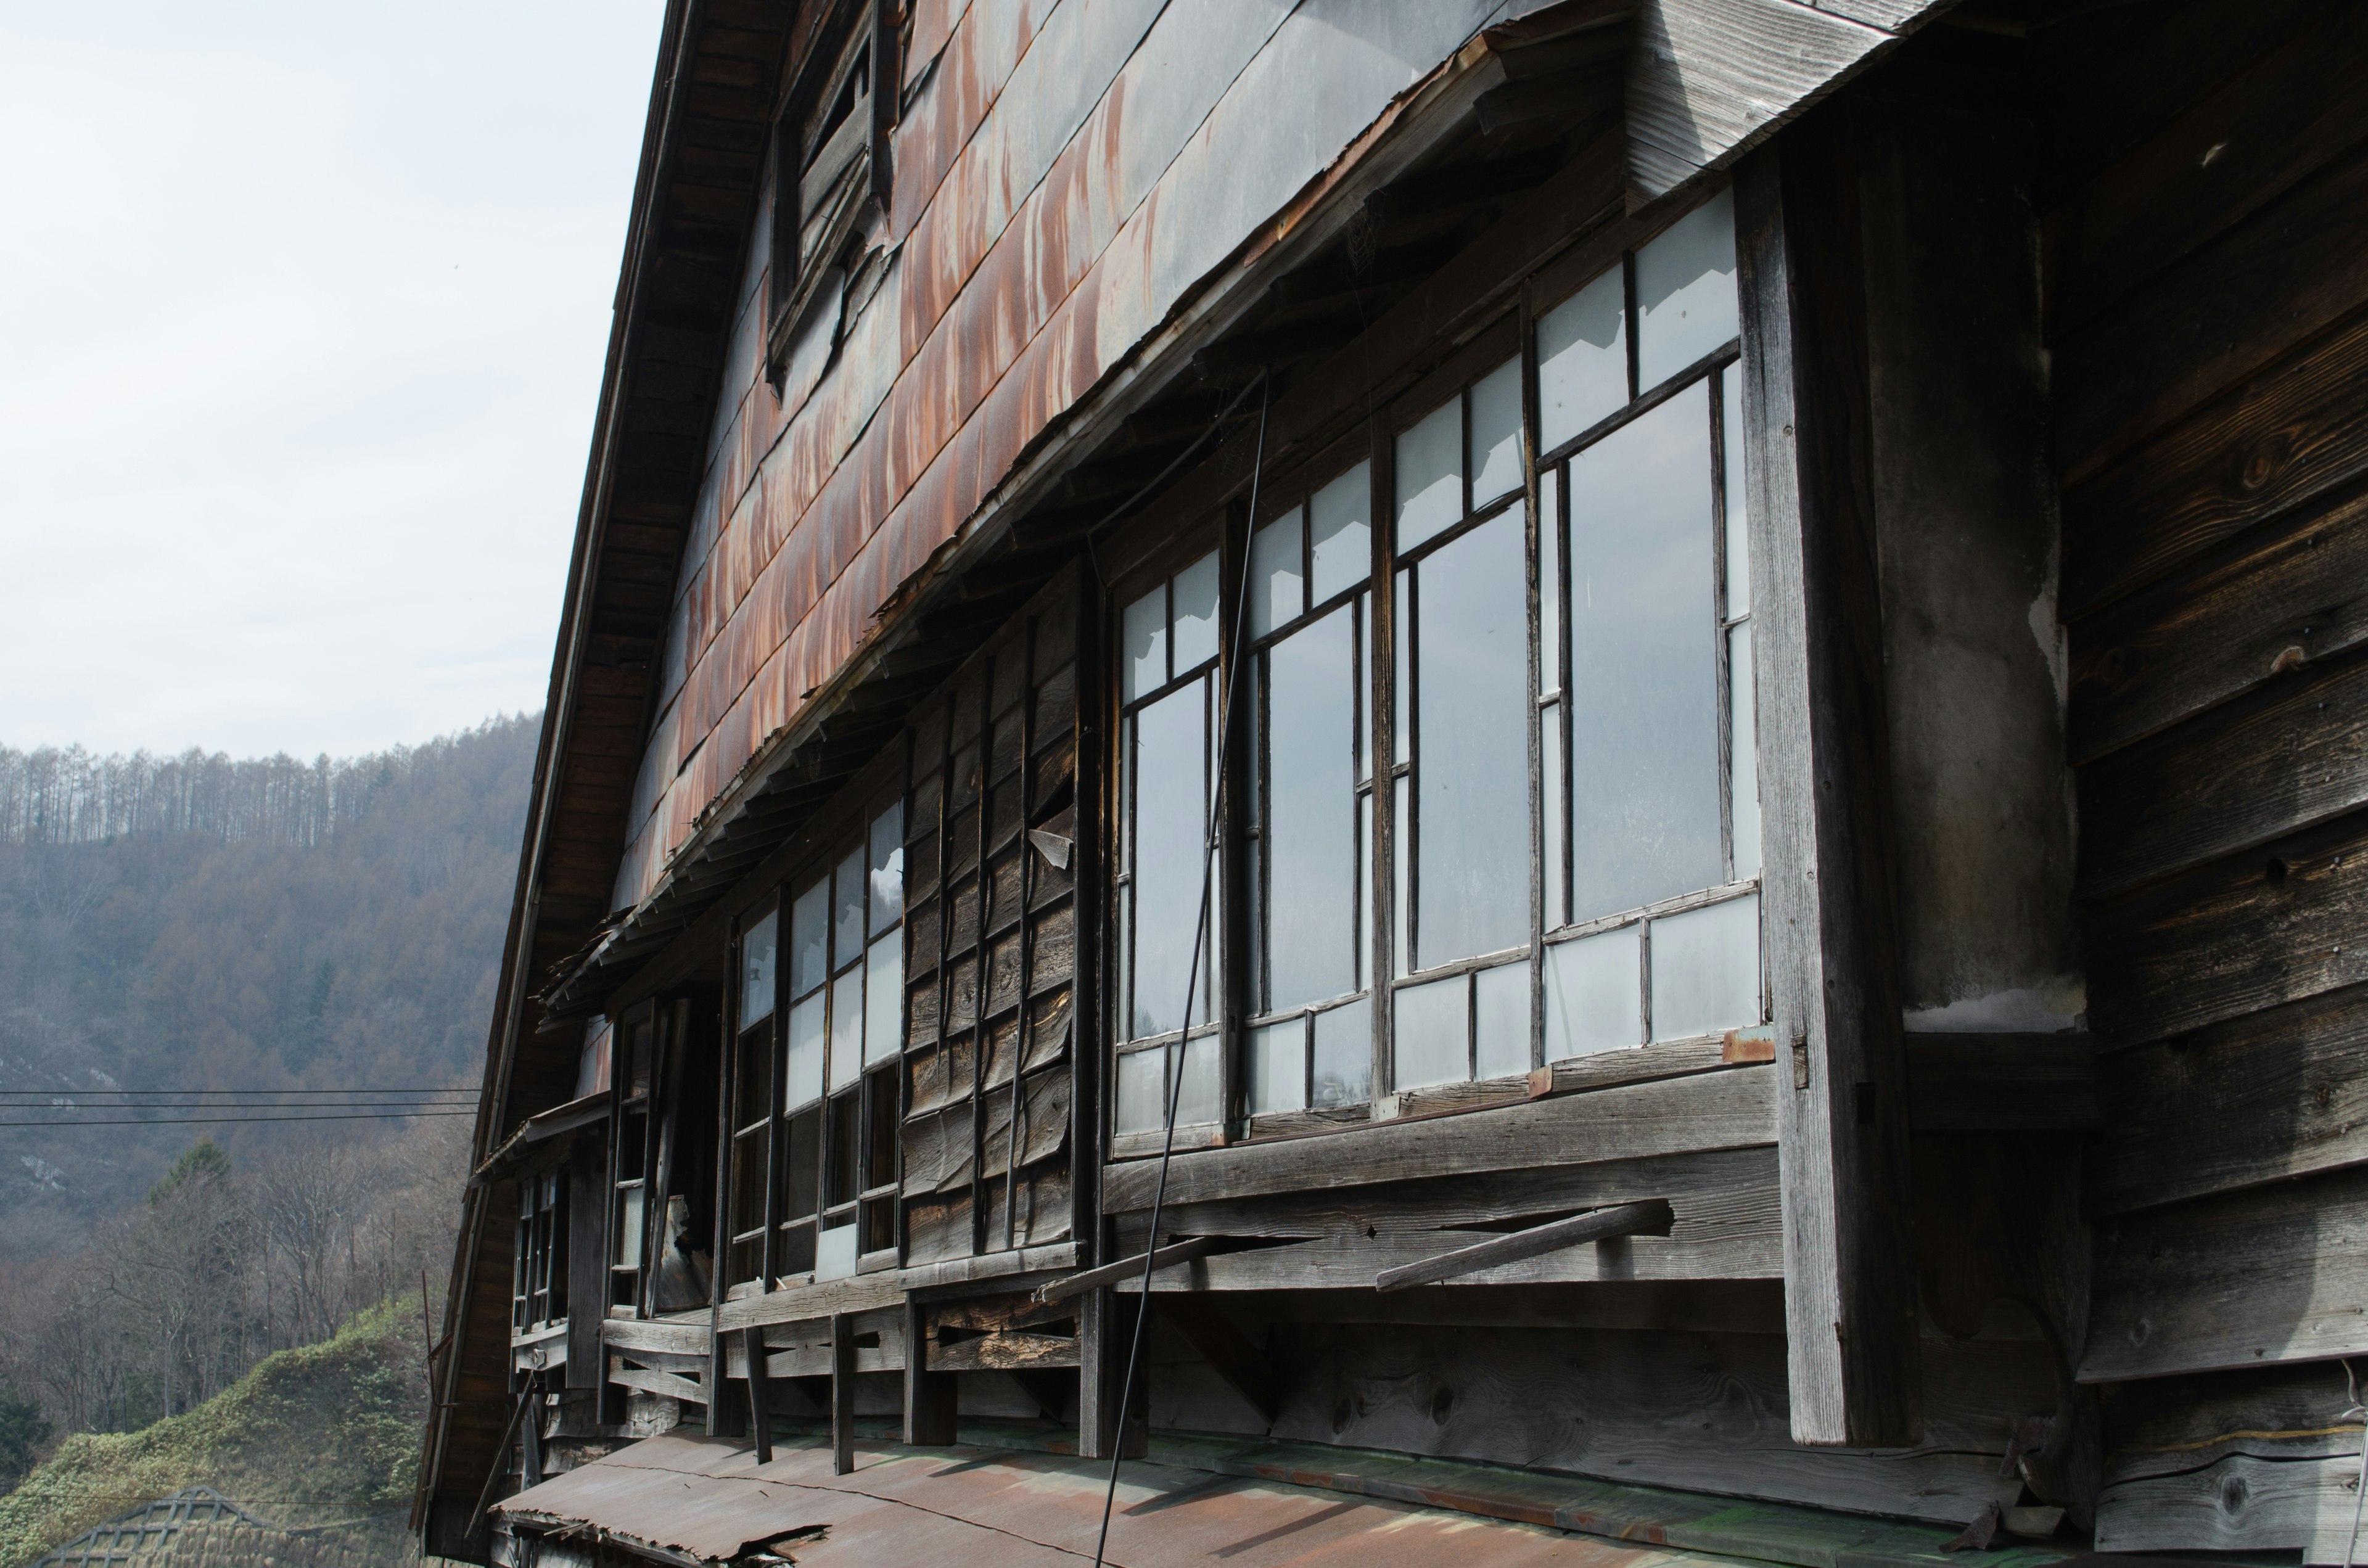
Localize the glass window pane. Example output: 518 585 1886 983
832 847 865 969
1250 511 1303 639
1539 268 1627 450
1650 893 1760 1040
784 1105 822 1219
1248 1019 1305 1114
1395 398 1462 552
1721 361 1749 618
1267 607 1359 1011
791 877 830 997
1391 773 1410 978
1474 961 1531 1080
815 1223 858 1282
1172 551 1221 673
829 969 863 1090
1730 626 1761 880
1313 996 1371 1108
868 804 905 935
1539 469 1560 690
786 992 826 1109
617 1185 644 1269
1393 973 1468 1091
1130 680 1210 1040
1541 702 1564 930
1392 571 1410 766
1176 1035 1222 1126
1470 357 1524 509
1414 507 1532 966
742 910 778 1025
1310 462 1370 605
864 934 902 1068
1566 385 1722 920
1356 790 1373 991
1545 924 1641 1059
1123 583 1166 702
1115 1048 1164 1135
1635 187 1737 388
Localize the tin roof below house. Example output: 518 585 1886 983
497 1432 1762 1568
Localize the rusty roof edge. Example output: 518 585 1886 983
532 22 1530 1027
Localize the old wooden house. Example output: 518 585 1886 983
413 0 2368 1560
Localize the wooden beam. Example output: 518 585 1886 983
1735 112 1922 1447
1902 1034 2096 1133
902 1295 957 1446
1035 1236 1227 1303
742 1328 771 1464
929 1332 1083 1373
1075 1289 1146 1463
608 1361 707 1406
830 1312 855 1476
1373 1200 1675 1292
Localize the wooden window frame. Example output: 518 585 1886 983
765 0 900 381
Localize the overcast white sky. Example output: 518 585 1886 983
0 0 666 759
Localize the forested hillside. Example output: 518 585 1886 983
0 715 538 1254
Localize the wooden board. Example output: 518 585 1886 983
2089 983 2368 1218
1100 1066 1774 1213
608 1361 707 1406
2102 1358 2362 1486
2082 1162 2368 1382
1902 1035 2096 1134
929 1331 1082 1372
2095 1453 2367 1556
601 1316 712 1355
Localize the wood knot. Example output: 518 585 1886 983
2271 644 2307 674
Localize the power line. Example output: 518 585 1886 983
0 1087 471 1096
0 1110 480 1127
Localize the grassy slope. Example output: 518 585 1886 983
0 1297 426 1568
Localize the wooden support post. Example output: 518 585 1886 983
830 1312 856 1475
1076 1288 1146 1461
744 1328 773 1463
520 1377 543 1488
902 1295 957 1445
1734 112 1922 1447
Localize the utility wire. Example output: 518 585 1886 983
1092 376 1270 1568
0 1110 480 1127
0 1087 471 1096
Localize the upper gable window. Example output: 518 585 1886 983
768 1 898 371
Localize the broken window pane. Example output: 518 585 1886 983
1250 509 1303 639
1266 605 1358 1012
1123 582 1166 702
1393 972 1468 1091
1310 462 1370 605
791 877 830 997
1539 266 1627 449
1566 385 1722 920
742 909 778 1025
1474 961 1530 1080
1635 187 1737 388
832 846 865 969
1470 357 1524 509
1313 996 1372 1107
1130 679 1210 1040
1415 506 1532 966
1171 551 1222 673
868 803 904 935
786 991 826 1109
1248 1019 1304 1115
1650 893 1760 1041
1544 923 1639 1059
829 969 863 1090
1395 397 1463 551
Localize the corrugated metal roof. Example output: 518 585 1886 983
497 1433 1761 1567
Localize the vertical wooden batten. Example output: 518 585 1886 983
1733 110 1920 1447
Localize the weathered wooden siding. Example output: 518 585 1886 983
2043 0 2368 1549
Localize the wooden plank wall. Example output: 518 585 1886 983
2042 0 2368 1550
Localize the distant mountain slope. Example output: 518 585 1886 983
0 715 539 1255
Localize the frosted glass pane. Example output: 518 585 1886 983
1415 507 1532 965
1650 894 1759 1041
1176 1035 1222 1126
1474 961 1531 1080
1172 551 1221 673
1267 607 1358 1011
1130 681 1209 1040
785 992 826 1109
829 969 863 1090
1391 774 1410 977
1248 1020 1305 1114
1249 511 1303 639
1730 626 1761 879
741 910 778 1025
1393 974 1468 1090
617 1185 644 1268
1539 267 1626 450
864 934 902 1066
1123 584 1165 702
791 877 830 998
832 846 865 970
1636 187 1737 388
1721 361 1749 617
1566 385 1722 920
1313 996 1372 1107
1538 468 1560 689
1115 1048 1164 1135
1544 924 1640 1059
1470 358 1524 509
814 1223 858 1282
1310 462 1370 604
1395 398 1462 551
1392 570 1410 766
1541 704 1564 930
868 804 904 935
